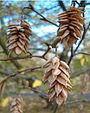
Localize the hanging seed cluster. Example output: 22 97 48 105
58 7 84 47
44 57 72 105
7 20 32 55
10 96 24 113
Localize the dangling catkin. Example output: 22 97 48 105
44 57 72 105
10 95 24 113
58 7 84 47
7 20 32 55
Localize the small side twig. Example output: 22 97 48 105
67 47 73 65
66 99 90 105
53 104 58 113
75 52 90 56
0 75 13 100
68 22 90 65
31 88 48 100
0 55 47 61
23 5 59 27
74 23 90 53
0 65 47 99
42 43 51 57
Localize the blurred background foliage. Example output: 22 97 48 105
0 0 90 113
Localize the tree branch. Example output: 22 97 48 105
68 22 90 65
23 5 59 27
66 99 90 105
67 47 73 65
42 43 52 57
31 88 48 100
0 55 47 61
71 67 90 78
58 0 67 11
75 52 90 56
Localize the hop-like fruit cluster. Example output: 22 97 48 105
10 96 24 113
7 20 32 55
58 7 84 47
44 57 72 105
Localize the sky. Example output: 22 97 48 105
1 0 90 52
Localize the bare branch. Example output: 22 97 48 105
66 99 90 105
52 99 90 113
42 43 52 57
67 47 73 65
31 88 48 100
75 52 90 56
0 66 45 82
68 22 90 65
23 5 59 27
0 55 47 61
71 67 90 78
0 65 46 99
58 0 67 11
53 104 58 113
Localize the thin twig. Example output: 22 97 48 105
66 99 90 105
23 5 59 27
75 52 90 56
0 64 48 81
71 67 90 78
67 3 90 65
68 22 90 65
0 66 44 82
53 104 58 113
13 86 49 101
74 23 90 53
71 0 81 7
12 66 44 77
31 88 48 100
42 44 51 57
0 65 47 100
40 5 58 13
67 47 73 65
0 55 47 61
58 0 67 11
